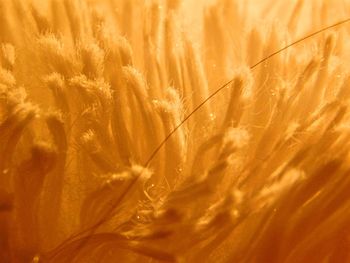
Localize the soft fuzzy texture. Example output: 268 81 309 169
1 0 350 262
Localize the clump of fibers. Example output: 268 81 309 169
1 0 350 262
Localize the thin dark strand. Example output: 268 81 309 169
144 17 350 169
55 17 350 260
250 18 350 69
48 179 136 259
